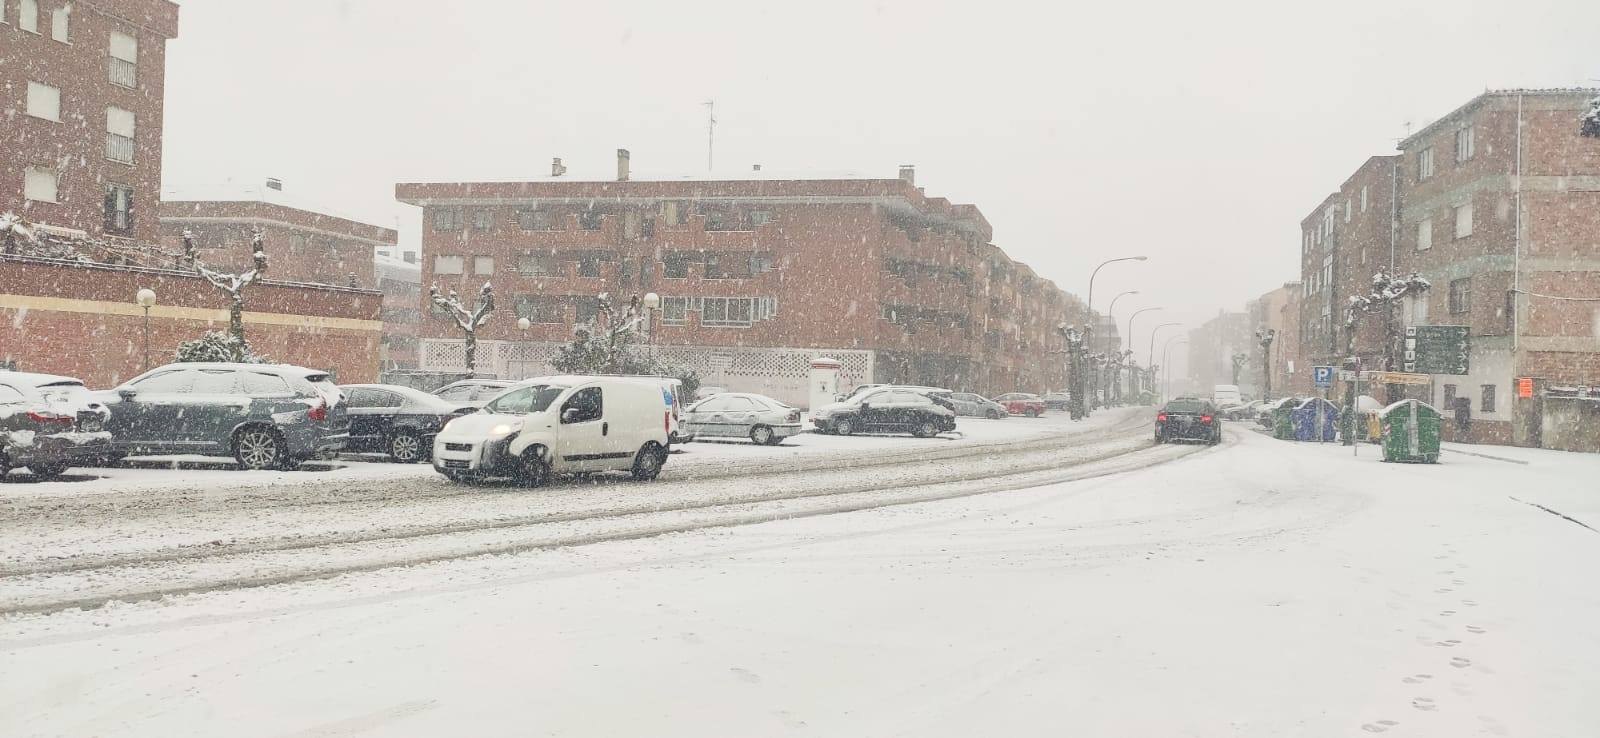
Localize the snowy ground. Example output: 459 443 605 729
3 416 1598 736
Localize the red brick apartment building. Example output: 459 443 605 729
158 199 392 289
1296 89 1600 451
2 0 178 243
397 160 1083 406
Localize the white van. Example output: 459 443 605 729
431 375 671 486
1212 384 1243 407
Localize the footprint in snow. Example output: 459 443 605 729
1435 587 1454 593
1452 579 1467 586
1402 674 1434 684
1461 599 1479 607
1436 639 1462 647
1412 697 1438 711
1450 657 1472 668
1466 625 1486 634
1361 719 1400 732
730 667 762 684
1439 610 1457 617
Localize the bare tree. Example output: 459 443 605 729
189 229 269 360
430 282 495 373
1581 94 1600 138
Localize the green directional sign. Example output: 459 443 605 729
1404 325 1469 375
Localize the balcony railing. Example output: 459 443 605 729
108 57 137 88
105 133 135 164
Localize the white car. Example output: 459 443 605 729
431 375 671 486
682 393 803 445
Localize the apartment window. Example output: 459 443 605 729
578 209 603 231
104 183 132 234
1480 385 1496 413
26 81 60 121
433 255 464 275
750 253 775 274
1361 186 1369 212
515 252 559 276
1418 147 1435 180
702 297 754 327
109 31 137 87
1416 218 1432 251
749 210 773 226
663 252 693 279
1443 384 1456 406
19 0 37 32
1454 202 1473 239
661 297 688 325
515 207 554 230
1448 277 1471 315
106 107 135 164
431 208 461 231
1456 126 1475 162
1344 198 1352 223
472 256 494 275
514 295 563 323
704 252 752 279
471 209 494 230
573 296 600 324
50 3 67 42
23 167 57 203
576 252 604 278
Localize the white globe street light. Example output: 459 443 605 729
135 288 157 372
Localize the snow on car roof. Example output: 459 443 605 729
0 371 85 387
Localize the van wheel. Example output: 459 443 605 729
387 429 425 463
911 420 938 438
632 442 665 481
518 449 551 487
834 417 856 436
234 427 288 470
749 425 775 445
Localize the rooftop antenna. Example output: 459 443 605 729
703 100 716 172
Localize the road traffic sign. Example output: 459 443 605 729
1313 366 1335 388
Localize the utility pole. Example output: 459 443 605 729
1256 327 1276 401
703 100 716 172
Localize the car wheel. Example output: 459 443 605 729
834 417 856 436
387 429 425 464
517 448 551 487
27 462 70 480
234 427 288 471
749 425 775 445
985 409 1000 420
1024 408 1038 418
1154 433 1164 444
911 420 939 438
632 442 665 481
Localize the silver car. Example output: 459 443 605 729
946 392 1008 419
682 393 803 445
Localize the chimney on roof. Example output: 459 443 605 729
752 164 762 172
616 149 631 182
265 177 283 191
898 165 915 185
551 157 567 177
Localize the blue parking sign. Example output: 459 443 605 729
1313 366 1335 388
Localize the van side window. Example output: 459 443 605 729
561 387 603 423
486 387 536 414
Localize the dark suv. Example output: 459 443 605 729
1154 397 1222 445
100 363 350 470
812 387 958 437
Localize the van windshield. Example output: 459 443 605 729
485 384 569 415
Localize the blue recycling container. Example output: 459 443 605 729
1291 397 1341 442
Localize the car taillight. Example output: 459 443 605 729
1201 415 1214 423
1156 413 1168 422
665 411 671 432
26 410 73 426
308 402 328 422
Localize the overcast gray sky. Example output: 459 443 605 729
161 0 1600 359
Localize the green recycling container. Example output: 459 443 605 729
1271 398 1297 440
1379 399 1441 463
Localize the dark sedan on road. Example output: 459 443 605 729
812 387 957 437
1154 398 1221 445
0 371 113 480
341 384 476 462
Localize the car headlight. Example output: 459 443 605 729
490 423 520 436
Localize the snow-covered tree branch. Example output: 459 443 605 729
1581 94 1600 138
188 229 269 361
429 282 495 373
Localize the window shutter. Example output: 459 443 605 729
104 186 116 233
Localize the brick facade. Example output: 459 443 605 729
158 200 393 289
396 169 1082 400
2 0 178 243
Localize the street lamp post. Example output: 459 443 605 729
1163 337 1188 400
1148 322 1182 402
641 292 661 360
1126 306 1162 400
1104 290 1138 406
1084 256 1147 414
135 288 156 371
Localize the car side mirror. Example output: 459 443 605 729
561 407 581 424
117 388 138 400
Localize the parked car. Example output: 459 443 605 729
340 383 476 463
98 363 349 470
682 392 803 445
1225 399 1269 421
993 392 1047 417
431 379 514 408
431 375 671 485
693 385 728 402
1154 397 1222 445
811 387 957 437
1041 392 1071 411
0 372 113 479
947 392 1008 419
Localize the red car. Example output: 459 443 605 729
992 393 1046 417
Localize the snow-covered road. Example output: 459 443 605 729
3 419 1599 737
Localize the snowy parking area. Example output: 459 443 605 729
3 422 1598 736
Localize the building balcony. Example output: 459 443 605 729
106 133 135 165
